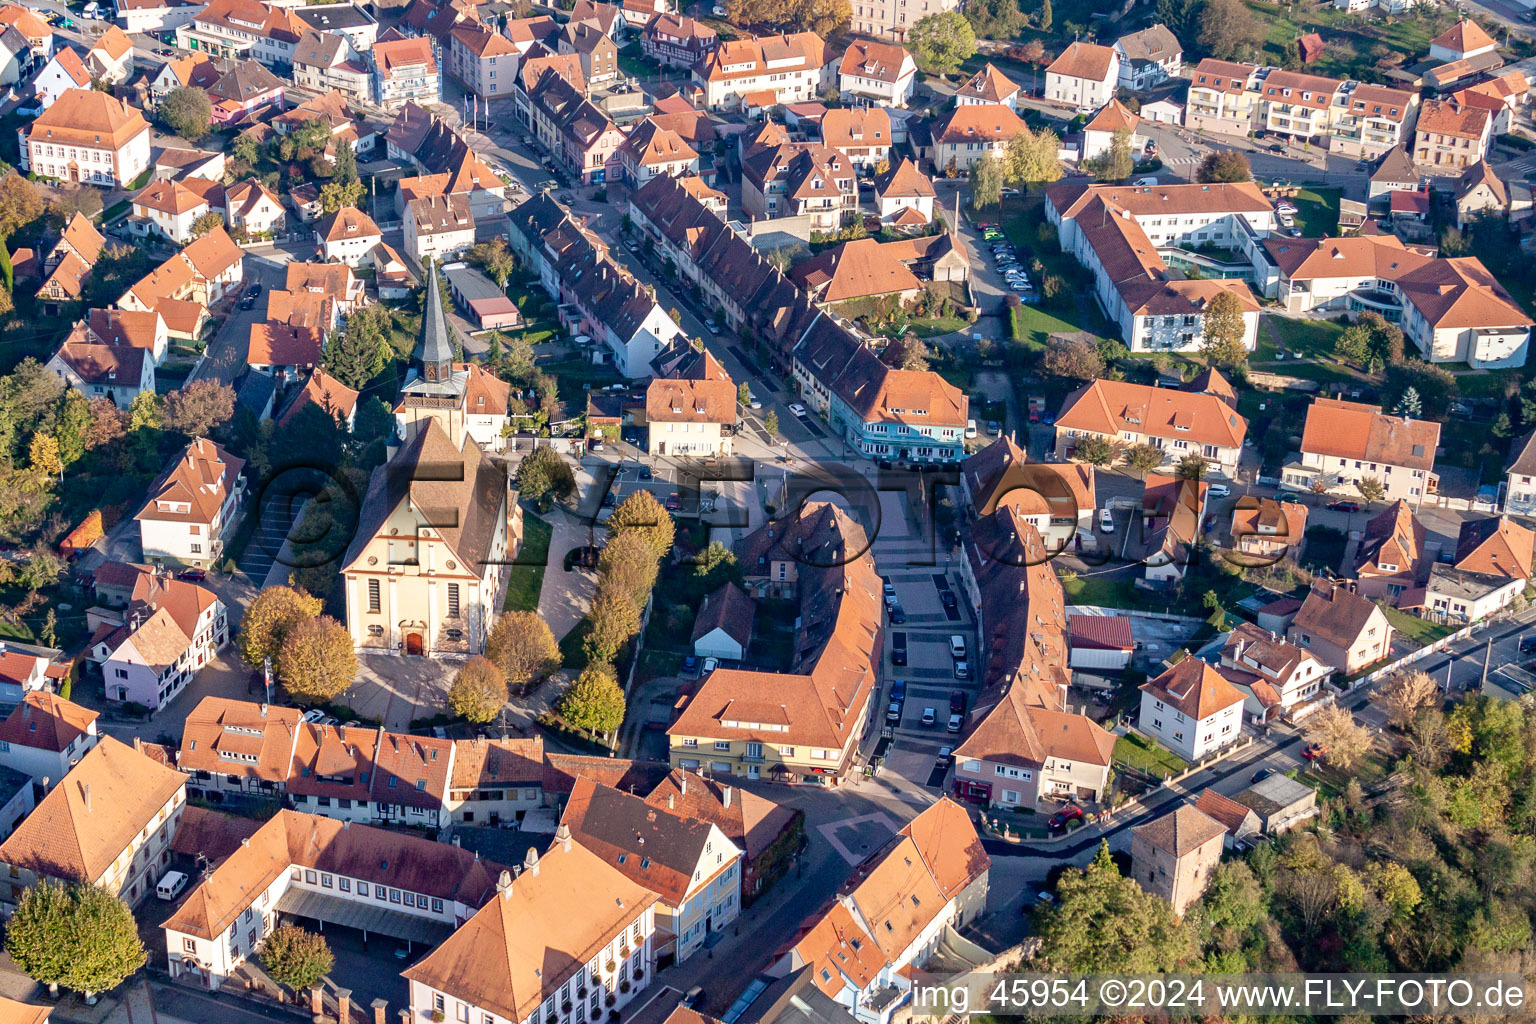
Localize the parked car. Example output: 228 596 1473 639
891 679 906 703
788 403 807 417
986 420 1001 436
889 604 906 624
940 589 957 609
965 419 978 439
953 659 970 680
240 296 256 311
177 568 207 581
702 657 718 675
302 709 326 724
949 635 966 659
1206 483 1230 498
1251 767 1276 783
1047 804 1084 829
1303 742 1328 760
946 713 963 733
682 988 705 1010
886 701 903 722
1520 636 1536 656
638 466 653 481
892 632 908 665
935 746 953 769
1099 508 1115 533
601 492 617 508
248 283 263 298
921 707 937 727
882 578 897 605
682 655 698 675
1275 490 1303 504
1132 176 1159 186
1326 499 1361 513
950 690 967 714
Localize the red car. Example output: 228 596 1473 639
664 492 681 513
1326 500 1362 513
1047 804 1084 830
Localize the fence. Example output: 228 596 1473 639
1345 623 1478 691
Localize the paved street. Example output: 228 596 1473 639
187 251 292 386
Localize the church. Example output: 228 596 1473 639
339 264 523 657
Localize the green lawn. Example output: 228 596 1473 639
1290 189 1342 238
1384 606 1459 645
1114 733 1188 779
1259 316 1345 361
503 511 552 612
1058 572 1141 608
616 41 661 80
1249 2 1471 81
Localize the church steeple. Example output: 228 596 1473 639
415 258 456 386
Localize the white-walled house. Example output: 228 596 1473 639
1139 658 1246 762
1044 41 1120 112
31 47 92 110
135 438 245 568
0 691 99 788
1219 623 1332 722
90 573 227 712
316 206 381 265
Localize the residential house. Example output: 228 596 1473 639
1187 59 1260 136
955 62 1018 109
1047 183 1268 355
404 193 475 265
19 88 151 186
692 582 755 660
1353 500 1427 601
1229 496 1308 561
291 29 372 101
45 326 155 409
951 507 1117 808
1506 431 1536 515
1044 41 1120 112
373 35 440 107
117 0 206 34
1449 70 1528 134
340 406 514 656
1330 82 1420 161
1194 788 1262 848
316 205 381 265
152 145 223 181
693 32 829 111
246 321 320 379
740 129 857 231
1218 623 1333 722
1134 474 1207 584
90 565 227 711
1414 98 1491 169
130 176 224 244
1114 24 1181 91
223 178 284 237
278 367 359 430
527 71 627 184
791 238 923 307
561 777 742 963
31 48 92 111
873 157 934 228
1286 581 1393 675
1231 773 1318 834
85 25 135 84
836 39 914 107
179 224 246 305
1080 98 1141 164
1258 69 1343 142
403 830 659 1024
930 103 1025 173
1130 804 1227 916
447 23 524 100
1286 397 1439 503
960 434 1095 549
619 117 699 186
177 697 302 800
0 691 98 787
641 13 716 69
445 735 543 826
1419 516 1536 623
641 770 800 901
671 502 879 785
135 438 244 569
1053 378 1248 476
0 4 49 62
0 28 31 90
35 212 106 315
146 54 220 103
773 800 987 1024
645 353 736 457
1455 160 1533 228
165 809 504 990
0 736 184 909
1430 17 1498 63
294 3 377 51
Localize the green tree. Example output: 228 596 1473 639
1196 150 1251 183
1395 387 1422 418
55 390 90 469
159 86 212 141
1004 127 1063 187
6 880 146 998
1355 476 1386 504
258 925 333 999
970 152 1003 209
907 11 975 74
1074 434 1116 466
27 431 59 479
607 489 676 561
323 304 395 389
232 129 264 167
128 391 162 432
764 409 780 438
239 586 323 668
467 239 516 288
515 446 576 505
275 615 356 705
448 655 509 723
1043 335 1104 381
737 382 752 406
693 540 739 585
484 610 561 691
1334 322 1372 366
1195 861 1267 952
1038 0 1052 30
332 139 358 186
1199 290 1249 367
190 212 224 238
320 182 366 215
1123 443 1164 476
1176 452 1208 481
1085 129 1134 182
1035 843 1195 972
1385 358 1454 418
583 583 641 664
559 663 626 736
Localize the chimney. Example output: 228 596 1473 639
497 869 514 897
451 835 460 847
82 783 91 813
679 773 686 795
133 737 142 752
556 822 572 852
240 837 249 848
722 786 732 808
524 846 540 876
259 703 268 718
666 793 675 809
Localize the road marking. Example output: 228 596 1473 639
817 812 899 865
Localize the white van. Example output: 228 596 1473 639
949 635 966 659
965 419 978 438
157 869 189 901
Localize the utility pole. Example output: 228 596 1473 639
1480 636 1492 692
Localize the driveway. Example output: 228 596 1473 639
188 254 291 386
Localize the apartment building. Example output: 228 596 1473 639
1054 378 1248 476
1286 397 1439 503
404 192 475 265
0 736 185 909
1046 182 1270 355
164 810 503 990
1186 59 1260 136
1414 98 1491 169
1044 41 1119 112
19 88 150 186
1138 659 1245 762
849 0 959 39
175 0 304 65
619 117 698 185
1258 69 1343 142
373 35 440 107
645 362 736 457
448 23 521 99
693 32 829 111
961 434 1095 549
741 125 857 230
1114 24 1181 91
1330 82 1419 161
559 19 618 85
